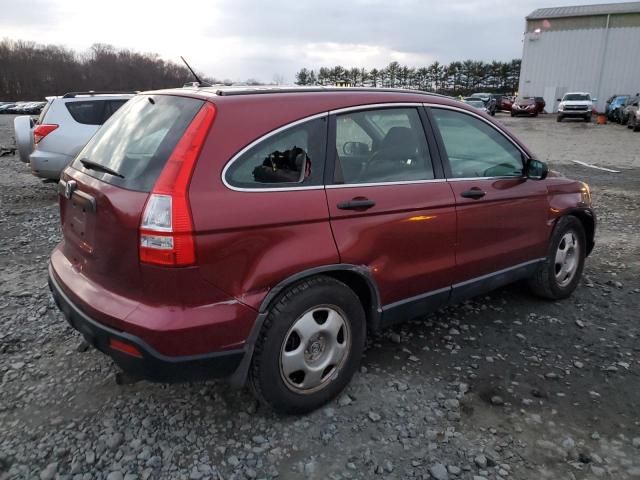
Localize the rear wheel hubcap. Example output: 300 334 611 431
280 306 350 394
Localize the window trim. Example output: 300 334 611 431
327 103 445 187
425 104 530 180
221 112 328 192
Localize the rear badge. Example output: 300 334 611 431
64 180 77 199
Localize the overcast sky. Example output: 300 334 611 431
0 0 627 82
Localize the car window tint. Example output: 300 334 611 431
225 117 327 189
335 117 372 152
334 108 434 184
65 101 107 125
432 108 523 178
72 95 203 192
103 100 128 123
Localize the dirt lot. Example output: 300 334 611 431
0 112 638 480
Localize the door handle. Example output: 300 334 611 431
337 199 376 210
461 188 486 199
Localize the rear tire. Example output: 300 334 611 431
528 216 586 300
249 276 366 414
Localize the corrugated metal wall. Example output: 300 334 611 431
519 26 640 111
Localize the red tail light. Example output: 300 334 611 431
139 102 216 266
33 124 58 144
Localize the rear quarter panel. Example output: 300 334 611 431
189 98 340 310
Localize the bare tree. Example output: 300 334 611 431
0 39 210 100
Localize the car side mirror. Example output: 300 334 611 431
526 158 548 180
556 98 561 102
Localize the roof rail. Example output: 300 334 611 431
62 90 139 98
214 86 452 98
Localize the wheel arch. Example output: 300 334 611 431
229 264 382 387
556 208 595 256
258 264 382 330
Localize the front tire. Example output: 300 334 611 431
584 114 592 123
557 115 563 122
249 276 366 414
528 216 586 300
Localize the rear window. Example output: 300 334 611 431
72 95 204 191
65 99 128 125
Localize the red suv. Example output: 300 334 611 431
49 88 595 413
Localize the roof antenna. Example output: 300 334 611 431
180 56 211 87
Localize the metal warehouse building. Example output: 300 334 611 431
518 1 640 112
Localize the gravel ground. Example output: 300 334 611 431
0 112 639 480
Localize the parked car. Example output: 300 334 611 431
619 94 640 125
463 98 489 113
497 95 514 112
607 95 630 121
14 91 134 179
557 92 595 122
0 103 17 113
469 92 496 115
533 97 546 114
12 101 46 114
625 99 640 131
49 87 595 414
511 97 539 117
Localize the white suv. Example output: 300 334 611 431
557 92 595 123
14 92 134 179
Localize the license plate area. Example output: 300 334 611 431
66 191 97 254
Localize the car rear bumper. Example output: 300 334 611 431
30 150 73 179
48 264 245 382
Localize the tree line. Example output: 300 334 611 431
0 40 220 101
295 59 521 96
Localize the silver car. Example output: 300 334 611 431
14 92 133 179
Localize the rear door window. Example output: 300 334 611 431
334 108 434 184
71 95 204 192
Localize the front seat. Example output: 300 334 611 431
361 127 420 181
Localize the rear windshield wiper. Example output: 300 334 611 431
79 158 124 179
